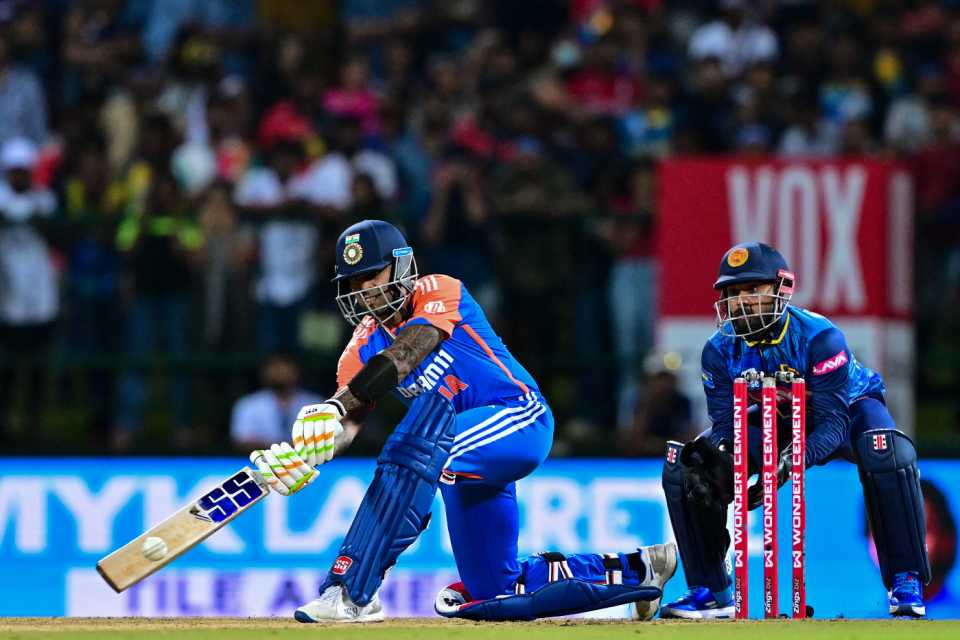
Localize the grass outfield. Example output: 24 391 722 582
0 618 958 640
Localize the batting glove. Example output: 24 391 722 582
250 443 318 496
291 400 345 467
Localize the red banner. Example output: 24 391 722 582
657 158 913 320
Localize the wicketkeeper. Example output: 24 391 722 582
660 242 929 618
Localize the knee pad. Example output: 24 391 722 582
855 429 931 586
321 392 457 604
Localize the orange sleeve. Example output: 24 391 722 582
336 317 375 389
405 274 463 337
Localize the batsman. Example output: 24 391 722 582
660 241 929 619
249 219 676 622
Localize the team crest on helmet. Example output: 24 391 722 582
727 247 749 267
343 242 364 265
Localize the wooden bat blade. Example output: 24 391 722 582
96 467 268 592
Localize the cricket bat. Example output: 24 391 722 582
96 466 269 592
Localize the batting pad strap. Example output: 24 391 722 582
439 579 662 621
603 554 622 585
320 393 456 605
539 551 573 583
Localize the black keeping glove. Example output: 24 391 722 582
680 438 734 512
747 446 792 511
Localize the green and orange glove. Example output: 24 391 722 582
291 401 345 467
249 443 317 496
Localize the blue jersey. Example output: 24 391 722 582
337 274 541 411
701 306 886 465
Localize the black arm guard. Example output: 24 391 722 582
348 353 400 404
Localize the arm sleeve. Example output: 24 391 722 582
402 275 463 337
804 327 852 466
701 340 734 446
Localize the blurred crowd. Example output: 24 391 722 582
0 0 959 455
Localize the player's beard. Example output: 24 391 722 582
728 299 778 337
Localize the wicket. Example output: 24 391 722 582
733 372 806 619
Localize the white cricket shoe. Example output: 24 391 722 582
294 585 385 623
632 542 679 621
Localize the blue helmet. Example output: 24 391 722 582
713 242 790 290
713 242 795 338
333 220 418 326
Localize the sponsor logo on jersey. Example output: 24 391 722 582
812 350 848 375
332 556 353 575
727 247 749 267
872 433 888 451
424 301 446 314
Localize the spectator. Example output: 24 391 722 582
323 53 381 135
347 172 389 225
564 36 644 118
819 35 874 141
294 116 397 210
229 352 324 451
687 0 778 79
377 38 420 102
0 33 48 146
61 0 144 108
196 181 255 351
138 0 255 66
677 57 736 152
599 158 658 432
778 91 836 157
257 66 323 151
0 138 57 442
885 67 949 154
234 139 320 354
423 149 496 300
378 98 436 230
838 116 878 156
623 368 694 456
59 138 122 439
621 75 675 158
113 171 202 451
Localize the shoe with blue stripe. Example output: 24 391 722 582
889 571 925 617
660 585 735 619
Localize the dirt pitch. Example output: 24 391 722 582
0 618 958 640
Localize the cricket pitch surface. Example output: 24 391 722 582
1 617 958 640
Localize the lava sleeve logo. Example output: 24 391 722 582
812 350 848 376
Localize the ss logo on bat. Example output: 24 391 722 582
192 470 265 523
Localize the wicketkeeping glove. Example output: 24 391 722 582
249 443 318 496
681 437 734 511
291 401 345 467
747 445 792 511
